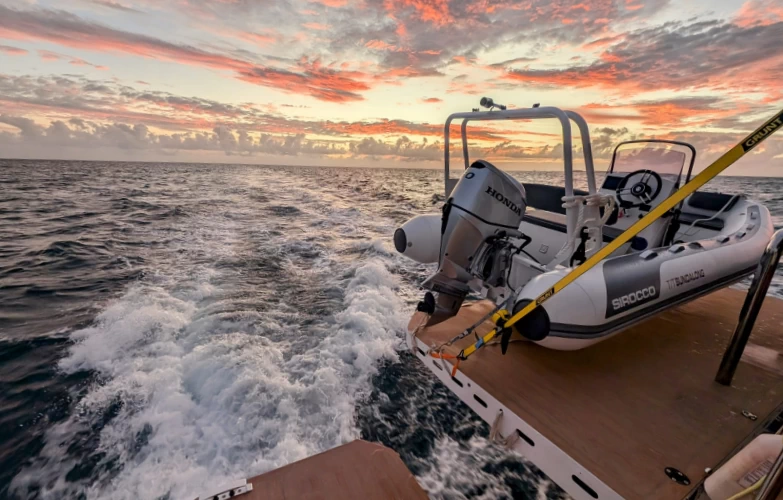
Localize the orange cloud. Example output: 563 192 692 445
238 58 372 102
0 9 251 73
451 55 475 65
499 19 783 105
383 0 452 26
0 6 381 102
320 118 517 142
365 39 399 51
465 0 621 29
447 81 486 95
376 66 443 79
0 44 28 55
302 22 330 30
735 0 783 27
582 33 624 49
421 97 442 103
309 0 348 6
37 49 108 69
38 49 59 61
624 0 643 11
579 98 754 128
237 31 279 46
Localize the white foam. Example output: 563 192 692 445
417 436 558 500
12 255 408 500
14 169 515 500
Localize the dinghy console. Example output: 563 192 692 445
597 139 696 250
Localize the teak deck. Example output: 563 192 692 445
410 288 783 499
243 440 427 500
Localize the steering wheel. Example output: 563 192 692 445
615 169 662 208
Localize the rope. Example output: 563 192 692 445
725 476 765 500
426 300 512 376
489 409 519 449
429 305 500 353
431 347 459 375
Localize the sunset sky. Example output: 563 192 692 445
0 0 781 174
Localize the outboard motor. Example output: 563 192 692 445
419 160 527 324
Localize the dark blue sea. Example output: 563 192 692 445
1 159 782 499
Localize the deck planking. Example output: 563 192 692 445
410 287 783 499
242 440 428 500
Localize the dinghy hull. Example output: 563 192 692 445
515 201 773 350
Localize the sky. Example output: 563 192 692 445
0 0 781 174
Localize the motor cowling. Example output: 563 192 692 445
422 160 527 322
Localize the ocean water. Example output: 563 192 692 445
0 159 781 500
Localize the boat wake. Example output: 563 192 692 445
8 166 416 499
11 255 408 499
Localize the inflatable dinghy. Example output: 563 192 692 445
395 105 774 350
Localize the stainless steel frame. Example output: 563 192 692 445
443 107 597 242
715 229 783 386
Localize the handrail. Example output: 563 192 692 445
564 111 597 194
461 119 469 171
444 107 574 196
715 229 783 385
444 107 596 240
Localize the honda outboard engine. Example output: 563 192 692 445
420 160 527 324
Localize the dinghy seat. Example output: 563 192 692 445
522 211 624 242
677 213 725 231
524 183 589 215
676 192 739 231
686 191 739 212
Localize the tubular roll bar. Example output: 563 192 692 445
715 229 783 386
444 107 597 240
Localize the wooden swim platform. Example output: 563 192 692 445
409 287 783 499
241 440 427 500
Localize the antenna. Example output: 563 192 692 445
479 97 506 111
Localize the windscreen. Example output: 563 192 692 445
610 142 690 178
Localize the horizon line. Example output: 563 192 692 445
1 156 779 178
